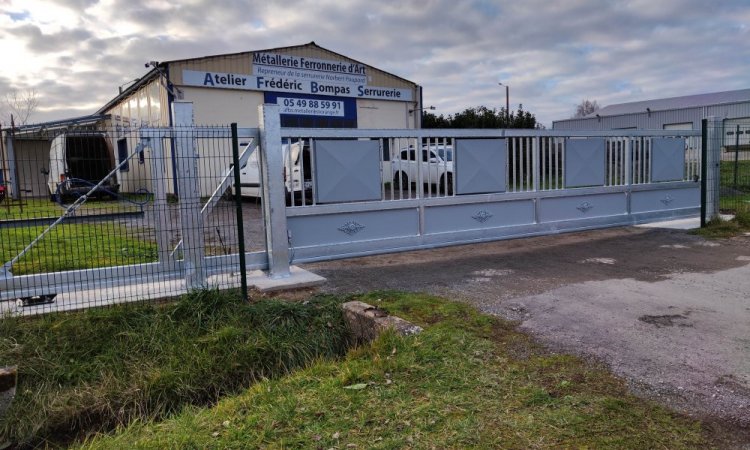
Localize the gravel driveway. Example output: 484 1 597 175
306 226 750 441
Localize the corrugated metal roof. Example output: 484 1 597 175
9 114 110 137
586 88 750 118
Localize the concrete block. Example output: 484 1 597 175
247 265 326 292
342 300 423 343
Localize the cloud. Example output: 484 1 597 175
0 0 748 126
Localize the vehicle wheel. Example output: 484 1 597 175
393 172 409 189
440 173 454 195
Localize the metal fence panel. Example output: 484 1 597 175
0 122 264 316
702 118 750 218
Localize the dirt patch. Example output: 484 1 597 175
638 313 693 328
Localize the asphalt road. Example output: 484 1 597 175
306 225 750 440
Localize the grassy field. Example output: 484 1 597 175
0 196 147 221
70 292 709 449
0 290 351 448
0 222 156 275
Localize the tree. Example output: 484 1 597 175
422 104 541 129
573 99 599 118
2 89 39 126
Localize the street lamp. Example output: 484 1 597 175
498 82 509 123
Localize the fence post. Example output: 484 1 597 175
258 104 291 279
4 133 19 200
231 123 248 299
172 102 206 288
702 117 722 225
144 130 174 271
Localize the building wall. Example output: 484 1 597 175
356 99 414 128
102 77 170 193
12 139 49 197
181 86 264 126
168 44 415 93
168 43 420 130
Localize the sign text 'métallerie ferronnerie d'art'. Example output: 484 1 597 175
181 51 413 102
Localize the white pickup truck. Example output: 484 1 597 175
386 145 454 194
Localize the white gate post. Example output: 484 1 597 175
258 104 291 279
172 102 206 288
704 116 722 221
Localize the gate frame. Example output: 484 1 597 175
259 105 703 276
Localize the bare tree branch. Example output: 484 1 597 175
573 99 600 118
2 89 39 126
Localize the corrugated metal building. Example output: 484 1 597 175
552 89 750 144
98 41 422 131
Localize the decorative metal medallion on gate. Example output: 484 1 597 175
338 221 366 235
577 202 594 212
472 210 493 223
660 195 675 206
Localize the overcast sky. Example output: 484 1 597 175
1 0 748 127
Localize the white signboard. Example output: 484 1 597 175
277 97 345 117
253 52 368 85
182 70 413 102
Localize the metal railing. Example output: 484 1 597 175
278 127 702 208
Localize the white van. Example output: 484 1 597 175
238 141 312 203
46 133 119 200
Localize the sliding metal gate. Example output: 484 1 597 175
254 105 703 267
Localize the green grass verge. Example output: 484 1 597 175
77 292 707 449
0 222 157 275
0 290 351 447
691 210 750 238
0 197 146 221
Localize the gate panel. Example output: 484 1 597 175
455 139 506 194
538 193 627 222
288 208 418 248
565 138 606 188
424 200 534 234
651 138 686 182
631 187 699 213
314 140 381 203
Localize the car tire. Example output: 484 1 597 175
440 173 454 195
393 172 408 189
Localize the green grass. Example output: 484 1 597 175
0 222 157 275
719 159 750 213
0 290 351 448
692 209 750 238
0 196 147 221
76 292 707 449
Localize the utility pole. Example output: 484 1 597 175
499 83 510 125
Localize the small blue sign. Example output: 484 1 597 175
264 92 357 128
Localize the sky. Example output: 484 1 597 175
1 0 749 127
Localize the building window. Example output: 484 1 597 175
117 138 129 172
